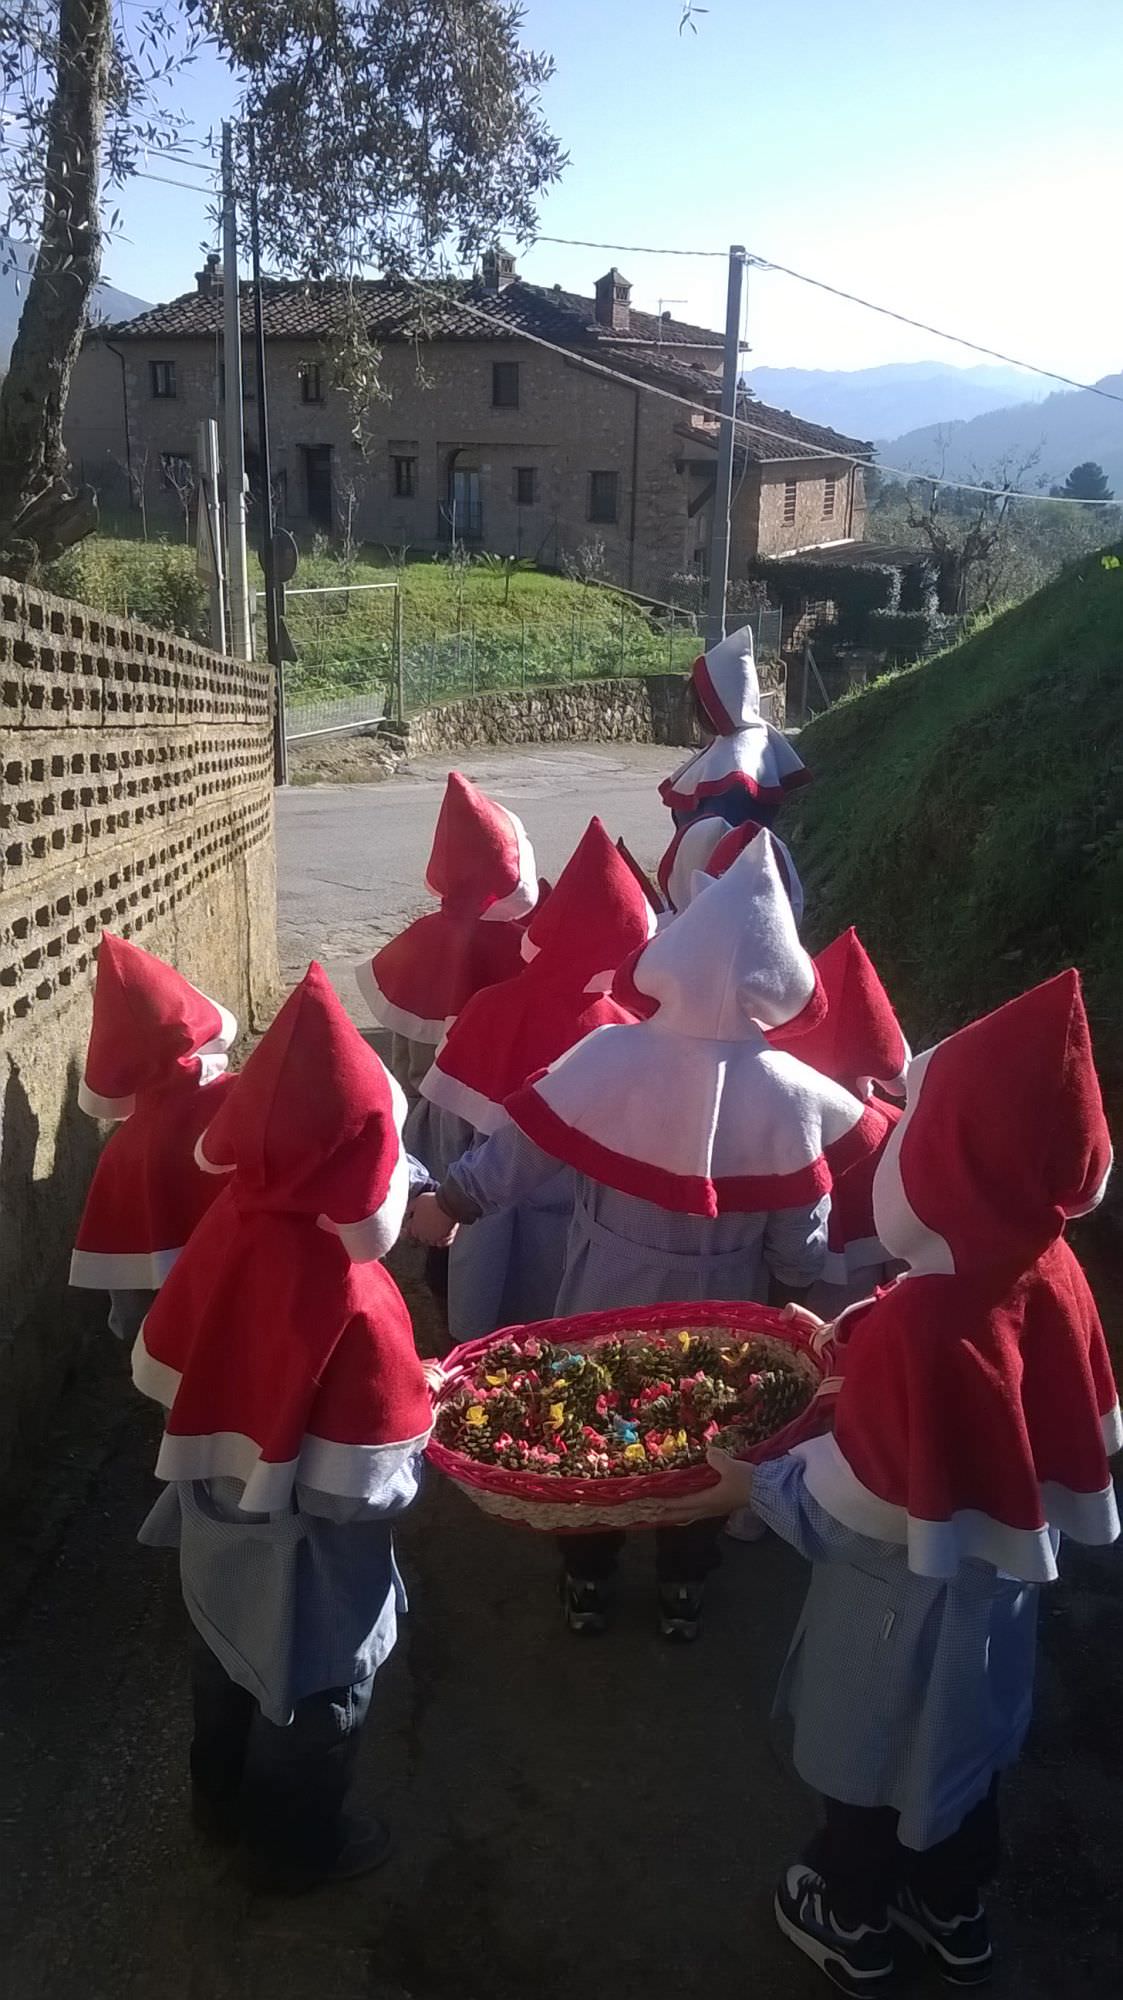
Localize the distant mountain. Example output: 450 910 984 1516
744 360 1050 443
880 375 1123 497
0 237 148 366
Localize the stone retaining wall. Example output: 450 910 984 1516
394 670 786 759
0 580 279 1489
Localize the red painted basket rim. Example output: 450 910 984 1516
426 1300 825 1511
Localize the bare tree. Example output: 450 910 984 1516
160 451 197 544
906 444 1043 613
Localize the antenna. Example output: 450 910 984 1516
657 298 686 344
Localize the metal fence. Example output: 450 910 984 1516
271 581 783 743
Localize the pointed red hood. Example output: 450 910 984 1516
874 970 1111 1281
796 972 1119 1583
424 770 537 921
79 931 237 1120
356 771 538 1042
133 964 430 1511
422 818 653 1132
519 817 656 990
199 962 409 1261
769 928 908 1097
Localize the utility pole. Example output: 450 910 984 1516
221 122 252 660
196 417 227 653
705 245 746 650
247 124 287 783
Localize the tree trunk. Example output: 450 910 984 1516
0 0 113 574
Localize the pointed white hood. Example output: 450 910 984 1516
507 836 885 1216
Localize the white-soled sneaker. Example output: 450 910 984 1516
888 1884 993 1986
775 1864 895 1995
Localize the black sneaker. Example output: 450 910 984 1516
775 1864 895 1995
246 1814 394 1895
657 1582 704 1642
560 1573 611 1635
888 1884 992 1986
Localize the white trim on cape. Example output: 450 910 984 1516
70 1245 182 1290
354 957 449 1045
792 1428 1122 1584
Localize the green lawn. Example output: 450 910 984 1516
783 543 1123 1113
43 536 701 708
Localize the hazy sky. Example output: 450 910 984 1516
108 0 1122 385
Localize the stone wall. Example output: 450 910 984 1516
392 668 785 759
0 580 278 1490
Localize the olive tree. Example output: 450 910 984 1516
0 1 563 574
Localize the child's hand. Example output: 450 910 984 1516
662 1446 756 1522
408 1192 458 1248
782 1300 837 1358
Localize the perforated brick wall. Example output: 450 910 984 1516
0 579 279 1489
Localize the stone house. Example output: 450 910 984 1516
65 249 870 597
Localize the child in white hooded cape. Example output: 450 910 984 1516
411 835 886 1641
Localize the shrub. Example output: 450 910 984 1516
865 609 934 663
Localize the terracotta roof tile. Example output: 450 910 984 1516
99 276 723 350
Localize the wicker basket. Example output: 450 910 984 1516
426 1300 827 1533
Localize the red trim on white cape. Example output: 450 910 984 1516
507 1087 885 1218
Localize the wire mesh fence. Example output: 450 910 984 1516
271 578 783 742
259 581 397 741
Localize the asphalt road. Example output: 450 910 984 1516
3 747 1122 2000
277 745 674 1012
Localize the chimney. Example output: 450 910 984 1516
481 246 517 293
195 252 222 297
594 267 631 332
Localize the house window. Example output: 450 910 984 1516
160 451 194 492
299 362 324 404
393 455 417 498
823 476 836 521
783 479 797 525
514 466 538 506
150 359 177 399
588 469 619 524
492 361 519 408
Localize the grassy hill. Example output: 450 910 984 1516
44 535 698 704
784 545 1123 1115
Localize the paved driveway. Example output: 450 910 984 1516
277 745 674 1009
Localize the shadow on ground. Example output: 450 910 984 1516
1 1238 1121 2000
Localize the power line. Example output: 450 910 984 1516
403 272 1120 508
533 232 1123 408
134 168 219 194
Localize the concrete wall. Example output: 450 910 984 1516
0 580 278 1491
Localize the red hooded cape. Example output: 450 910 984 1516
70 932 238 1290
795 972 1120 1581
133 964 432 1511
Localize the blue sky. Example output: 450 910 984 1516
108 0 1123 384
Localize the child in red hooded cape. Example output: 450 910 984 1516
419 817 655 1340
69 931 238 1345
355 769 538 1167
133 964 433 1892
675 972 1119 1992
